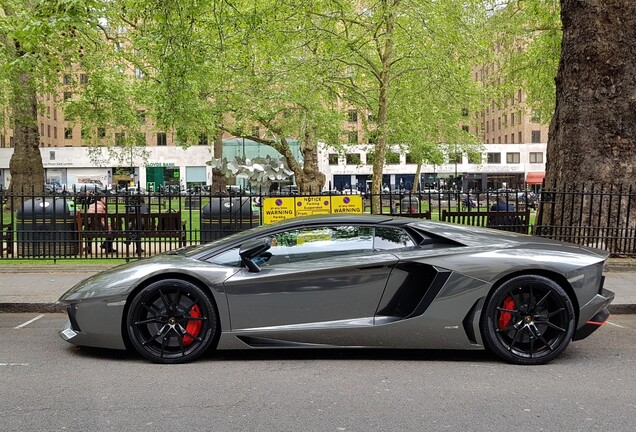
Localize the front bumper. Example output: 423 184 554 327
572 288 615 341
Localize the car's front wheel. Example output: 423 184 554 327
126 279 218 364
481 275 575 365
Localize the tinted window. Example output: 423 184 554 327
374 227 415 250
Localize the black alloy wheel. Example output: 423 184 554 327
127 279 218 364
481 275 575 365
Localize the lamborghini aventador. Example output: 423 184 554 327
58 214 614 365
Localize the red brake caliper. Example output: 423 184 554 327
183 304 202 346
498 296 515 330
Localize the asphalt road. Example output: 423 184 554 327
1 313 635 432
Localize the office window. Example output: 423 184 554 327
366 152 375 165
10 136 14 147
138 110 146 125
47 125 50 137
63 92 72 101
0 135 4 147
198 134 208 146
53 109 57 121
511 113 515 125
328 154 339 165
405 153 417 164
347 110 358 123
348 131 358 144
115 133 125 146
518 131 522 143
491 119 495 131
63 74 72 85
47 106 50 117
487 152 501 164
510 132 514 144
98 128 106 138
386 151 400 165
467 151 482 164
531 130 541 143
529 152 544 163
40 123 44 136
503 114 507 127
157 132 167 146
498 117 501 130
64 127 73 139
448 152 462 164
498 136 501 144
346 153 361 165
54 127 57 139
506 152 520 164
80 74 89 84
504 135 507 143
517 89 522 103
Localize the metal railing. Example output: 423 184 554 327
1 184 634 260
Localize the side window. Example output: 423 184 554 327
209 247 241 267
374 227 415 250
267 226 373 265
208 225 376 268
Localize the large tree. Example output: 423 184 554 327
305 0 488 212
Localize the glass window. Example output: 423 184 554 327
80 74 89 85
157 132 167 146
347 110 358 123
374 227 414 250
531 130 541 143
506 152 520 164
211 226 376 268
385 151 400 165
467 151 481 164
115 133 125 146
347 131 358 143
529 152 544 163
328 154 339 165
487 152 501 164
346 153 361 165
64 128 73 139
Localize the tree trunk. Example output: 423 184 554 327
211 127 227 192
296 124 325 194
412 162 422 194
8 71 44 195
540 0 636 252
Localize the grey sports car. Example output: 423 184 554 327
58 214 614 365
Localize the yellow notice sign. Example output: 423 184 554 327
295 196 331 217
262 197 296 224
331 195 363 214
262 195 363 224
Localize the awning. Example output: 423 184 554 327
526 172 545 185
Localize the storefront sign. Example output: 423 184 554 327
262 195 363 224
147 162 176 167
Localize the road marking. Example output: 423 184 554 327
0 363 29 366
14 314 45 329
606 321 625 328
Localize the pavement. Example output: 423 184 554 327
0 261 634 314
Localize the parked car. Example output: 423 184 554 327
58 214 613 365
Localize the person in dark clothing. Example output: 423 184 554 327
126 195 147 254
488 197 516 227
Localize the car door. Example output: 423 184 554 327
222 225 399 330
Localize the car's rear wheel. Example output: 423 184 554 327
126 279 218 364
481 275 575 365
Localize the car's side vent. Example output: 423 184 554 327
376 264 451 319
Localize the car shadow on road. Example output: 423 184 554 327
202 348 497 363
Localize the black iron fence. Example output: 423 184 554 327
0 184 633 260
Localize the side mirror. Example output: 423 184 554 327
239 237 272 272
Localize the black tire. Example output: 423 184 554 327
480 275 575 365
126 279 218 364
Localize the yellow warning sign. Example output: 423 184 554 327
331 195 363 214
295 196 331 217
262 195 364 224
262 197 296 224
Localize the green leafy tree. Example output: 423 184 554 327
304 0 489 212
